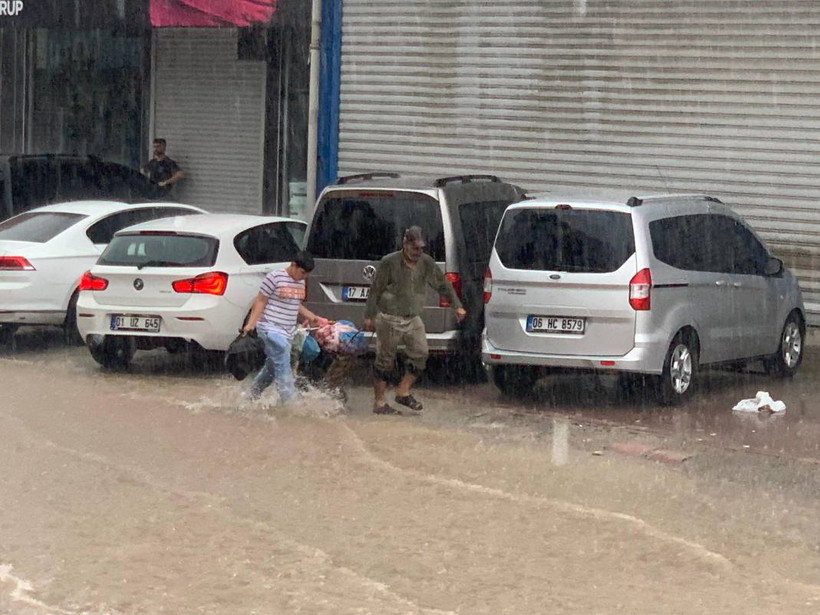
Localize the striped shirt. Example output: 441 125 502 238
256 269 305 339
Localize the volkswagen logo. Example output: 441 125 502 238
133 278 144 291
362 265 377 281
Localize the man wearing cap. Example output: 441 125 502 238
363 226 466 415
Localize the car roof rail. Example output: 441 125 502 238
434 174 500 187
336 172 400 185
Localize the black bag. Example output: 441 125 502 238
224 332 265 381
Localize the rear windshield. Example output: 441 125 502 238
306 192 445 261
0 212 86 243
99 233 219 268
495 208 635 273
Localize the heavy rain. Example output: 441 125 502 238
3 1 820 614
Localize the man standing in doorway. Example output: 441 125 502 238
141 138 183 197
363 226 466 416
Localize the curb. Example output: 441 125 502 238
610 442 693 466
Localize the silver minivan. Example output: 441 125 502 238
303 172 525 376
482 194 805 404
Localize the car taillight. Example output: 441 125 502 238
629 268 652 311
0 256 35 271
483 268 493 304
172 271 228 295
78 271 108 291
440 272 462 307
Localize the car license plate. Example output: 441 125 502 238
343 286 370 301
527 315 585 333
110 314 161 333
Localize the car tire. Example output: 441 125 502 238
0 324 18 345
63 291 84 346
491 365 538 397
88 336 134 370
656 332 698 406
764 311 804 378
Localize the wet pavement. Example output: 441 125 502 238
1 328 820 614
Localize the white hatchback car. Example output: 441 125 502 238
0 200 205 344
76 213 307 369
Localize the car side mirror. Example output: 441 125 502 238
764 256 783 276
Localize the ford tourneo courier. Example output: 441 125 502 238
482 194 805 404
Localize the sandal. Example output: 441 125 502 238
395 394 423 413
373 403 402 415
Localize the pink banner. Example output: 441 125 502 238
150 0 277 27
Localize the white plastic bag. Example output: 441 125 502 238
732 391 786 413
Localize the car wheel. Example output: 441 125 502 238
765 312 804 378
0 324 18 345
88 336 135 370
63 291 84 346
656 332 698 406
491 365 538 397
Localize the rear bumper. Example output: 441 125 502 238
481 332 665 374
76 294 243 351
358 329 460 354
0 310 66 326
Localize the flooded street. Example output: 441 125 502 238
2 331 820 614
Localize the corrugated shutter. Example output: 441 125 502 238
153 28 265 213
338 1 820 324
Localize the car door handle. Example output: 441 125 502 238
715 280 727 287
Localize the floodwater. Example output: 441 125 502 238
1 331 820 614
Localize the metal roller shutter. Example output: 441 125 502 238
152 28 265 213
338 1 820 324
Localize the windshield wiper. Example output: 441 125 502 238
136 260 183 270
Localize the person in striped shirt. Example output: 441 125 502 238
242 251 325 402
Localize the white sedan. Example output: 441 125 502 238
0 200 206 344
76 213 307 369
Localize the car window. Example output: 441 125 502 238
86 207 200 244
55 159 101 201
9 159 57 215
459 200 510 266
234 222 303 265
650 215 708 271
306 192 445 261
709 214 770 276
495 208 635 273
99 233 219 267
0 212 87 243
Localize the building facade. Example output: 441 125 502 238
0 0 319 218
336 0 820 324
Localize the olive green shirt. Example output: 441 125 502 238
364 251 463 319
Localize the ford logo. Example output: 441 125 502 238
362 265 377 281
549 274 561 280
133 278 144 291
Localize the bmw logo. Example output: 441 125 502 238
133 278 144 291
362 265 376 281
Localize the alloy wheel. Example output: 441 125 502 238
669 343 693 395
781 321 802 368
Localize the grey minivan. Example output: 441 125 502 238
303 172 526 376
482 194 805 404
